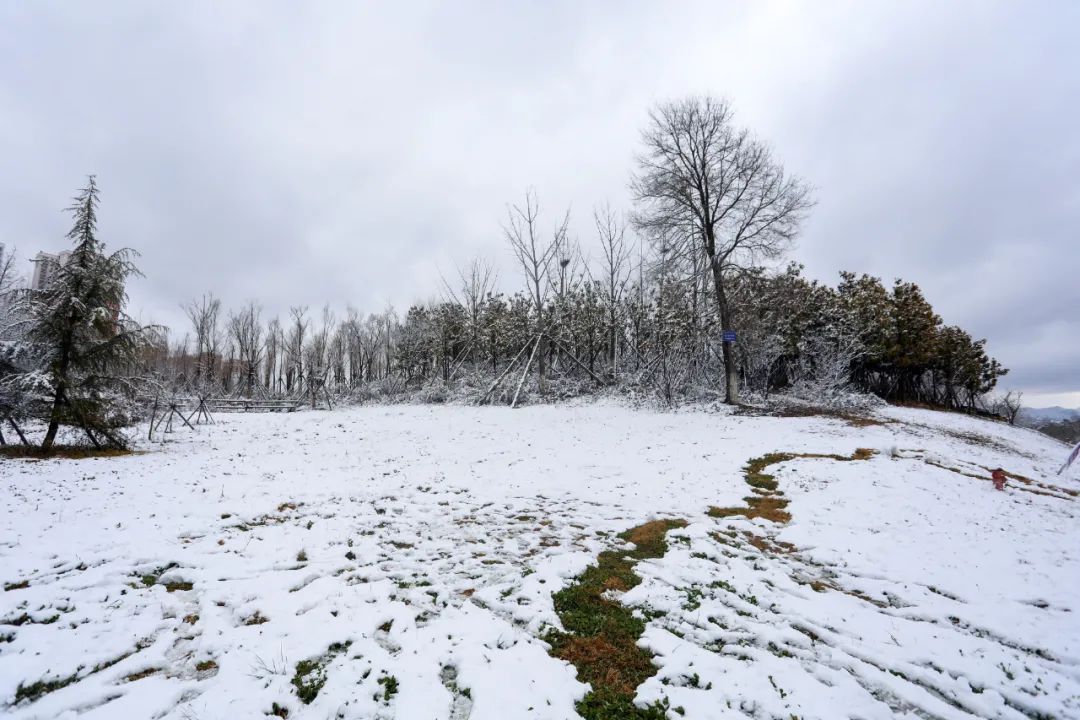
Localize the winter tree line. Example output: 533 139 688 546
0 96 1010 449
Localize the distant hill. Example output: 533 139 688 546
1034 419 1080 445
1018 406 1080 444
1019 406 1080 425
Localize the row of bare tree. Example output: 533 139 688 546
141 96 1006 411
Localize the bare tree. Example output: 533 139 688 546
228 301 263 394
0 244 18 297
184 293 222 388
632 96 812 403
0 244 22 345
503 189 566 390
999 390 1024 425
263 316 281 391
594 203 631 376
286 305 309 392
549 225 582 301
305 304 336 391
443 257 497 359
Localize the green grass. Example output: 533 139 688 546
292 641 351 704
377 674 399 703
14 642 149 704
546 519 687 719
14 674 79 705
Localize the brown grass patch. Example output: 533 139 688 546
124 667 159 682
601 575 630 592
0 446 139 460
552 635 654 697
546 518 686 718
709 449 875 525
996 468 1078 498
622 519 687 555
737 405 889 428
743 532 796 555
928 461 1076 500
709 497 792 523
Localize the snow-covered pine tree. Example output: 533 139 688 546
18 177 159 449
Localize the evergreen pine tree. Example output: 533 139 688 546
23 177 158 449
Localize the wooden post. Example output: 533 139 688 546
148 399 159 441
548 336 607 386
481 340 532 404
9 418 30 446
173 404 197 431
511 336 542 409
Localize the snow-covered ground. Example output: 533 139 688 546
1 402 1078 719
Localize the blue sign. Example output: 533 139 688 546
722 330 737 342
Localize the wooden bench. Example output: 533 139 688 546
206 398 302 413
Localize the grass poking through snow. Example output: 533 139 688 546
709 449 875 523
546 518 687 719
291 641 351 705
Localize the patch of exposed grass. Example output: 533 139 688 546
137 562 179 588
376 674 399 703
14 674 79 705
983 465 1079 499
3 579 29 591
741 531 796 555
163 580 193 592
2 611 60 626
245 610 270 625
123 667 160 682
737 405 889 428
14 641 148 704
292 641 350 705
0 445 139 460
926 458 1079 501
709 449 875 524
546 518 686 719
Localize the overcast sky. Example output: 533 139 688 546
2 1 1077 406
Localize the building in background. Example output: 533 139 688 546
30 250 71 291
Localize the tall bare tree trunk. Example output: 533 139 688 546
710 263 739 404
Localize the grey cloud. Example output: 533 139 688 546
1 1 1077 396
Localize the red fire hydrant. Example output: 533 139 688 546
991 468 1007 491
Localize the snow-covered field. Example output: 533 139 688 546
2 402 1078 719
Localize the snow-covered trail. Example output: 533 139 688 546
1 403 1077 719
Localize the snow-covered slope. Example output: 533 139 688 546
1 403 1077 719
